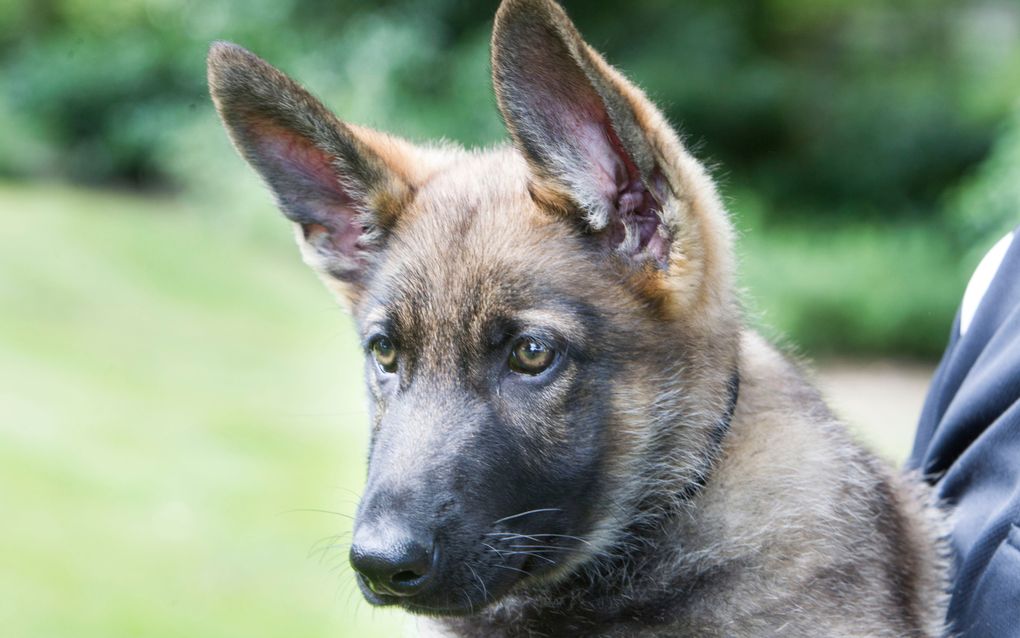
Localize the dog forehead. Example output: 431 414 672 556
359 151 590 337
380 216 560 337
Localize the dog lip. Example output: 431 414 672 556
359 583 479 616
360 551 533 615
355 573 394 606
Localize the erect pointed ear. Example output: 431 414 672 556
492 0 734 305
207 42 420 307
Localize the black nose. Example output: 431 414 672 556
349 526 435 597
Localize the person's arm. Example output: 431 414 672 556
907 229 1020 637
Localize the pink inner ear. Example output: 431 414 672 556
572 119 628 205
573 112 670 266
249 122 366 265
262 127 348 198
532 84 629 203
493 12 670 265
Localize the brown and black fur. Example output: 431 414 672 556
207 1 948 636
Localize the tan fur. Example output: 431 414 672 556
675 333 950 637
207 1 949 636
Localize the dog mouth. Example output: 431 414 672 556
355 549 537 615
349 505 592 615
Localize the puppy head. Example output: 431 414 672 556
208 0 738 616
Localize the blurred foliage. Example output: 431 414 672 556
0 0 504 188
736 205 971 359
946 104 1020 256
2 0 1019 215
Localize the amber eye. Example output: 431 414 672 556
508 337 555 375
370 336 398 374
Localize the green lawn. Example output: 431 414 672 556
0 183 406 637
0 182 956 637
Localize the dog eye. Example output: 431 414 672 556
508 337 554 375
369 336 398 374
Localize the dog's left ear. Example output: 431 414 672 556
493 0 734 311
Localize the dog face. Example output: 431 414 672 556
349 170 639 613
209 0 738 616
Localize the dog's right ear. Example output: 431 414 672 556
207 42 419 307
491 0 736 320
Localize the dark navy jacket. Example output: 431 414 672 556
907 228 1020 637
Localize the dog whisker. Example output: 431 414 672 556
484 532 545 544
459 587 475 615
283 507 355 520
491 508 562 525
497 551 557 565
466 563 489 602
490 563 530 576
308 533 353 562
506 544 561 550
486 532 594 547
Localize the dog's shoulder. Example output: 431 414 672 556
673 330 949 637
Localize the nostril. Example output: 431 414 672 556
349 530 436 597
392 569 425 584
385 543 435 594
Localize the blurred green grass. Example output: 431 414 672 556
0 183 405 637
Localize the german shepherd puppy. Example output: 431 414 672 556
208 0 948 635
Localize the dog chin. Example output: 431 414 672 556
400 600 491 617
356 571 524 617
363 592 497 618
